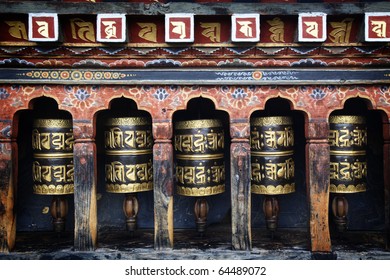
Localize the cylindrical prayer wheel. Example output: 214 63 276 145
329 115 367 193
104 117 153 193
174 119 225 197
250 116 295 195
32 118 74 195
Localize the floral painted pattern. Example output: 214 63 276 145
62 85 103 110
1 84 390 121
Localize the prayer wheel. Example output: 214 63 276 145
174 119 225 235
104 117 153 233
250 116 295 232
329 115 367 232
32 118 74 233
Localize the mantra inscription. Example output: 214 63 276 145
174 119 225 197
329 115 367 193
32 119 74 195
104 117 153 193
250 116 295 195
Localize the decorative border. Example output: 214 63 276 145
176 184 225 197
251 183 295 195
33 184 74 195
1 69 389 85
106 181 153 193
329 183 366 193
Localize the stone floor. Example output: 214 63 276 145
1 227 389 260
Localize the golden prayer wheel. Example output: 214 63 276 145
329 115 367 193
32 118 74 195
32 118 74 232
174 119 225 234
250 116 295 195
250 116 295 232
104 117 153 232
329 115 367 232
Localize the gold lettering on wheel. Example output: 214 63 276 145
70 18 95 42
267 17 285 43
5 21 28 40
175 133 224 153
264 130 277 149
200 22 221 43
329 128 367 147
106 161 153 183
33 162 74 184
211 165 225 184
250 131 261 149
51 133 65 150
137 22 157 43
330 161 367 181
251 163 262 182
329 18 354 43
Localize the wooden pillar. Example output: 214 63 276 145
73 121 97 251
306 119 332 254
230 120 251 251
383 119 390 250
0 121 17 253
153 121 174 249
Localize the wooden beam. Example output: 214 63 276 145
0 2 389 16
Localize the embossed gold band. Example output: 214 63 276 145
251 150 294 156
251 183 295 195
176 184 225 197
251 116 293 126
329 115 366 124
330 183 366 193
33 184 74 195
105 117 151 126
175 119 222 130
105 149 152 156
33 119 73 128
175 153 224 160
106 182 153 193
330 150 366 156
33 153 74 159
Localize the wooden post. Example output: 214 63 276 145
230 120 251 251
153 121 174 249
306 119 332 255
383 119 390 250
0 121 17 253
73 121 97 251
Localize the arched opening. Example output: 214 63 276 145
15 97 74 250
250 97 308 249
329 98 385 248
95 97 154 248
172 97 231 248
